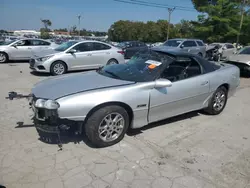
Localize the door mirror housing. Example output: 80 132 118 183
12 43 17 48
67 49 77 53
180 44 184 49
222 46 227 50
155 79 172 88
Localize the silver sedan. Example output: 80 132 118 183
0 39 53 63
29 40 125 75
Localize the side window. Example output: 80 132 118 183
16 40 31 46
161 57 201 82
196 41 205 46
226 44 234 49
93 43 111 50
182 41 197 47
73 42 93 52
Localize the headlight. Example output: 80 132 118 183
44 100 60 109
35 99 46 108
37 55 53 62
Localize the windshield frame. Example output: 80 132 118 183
97 49 174 82
54 41 79 52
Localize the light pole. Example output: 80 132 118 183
77 15 81 36
167 7 175 41
236 0 246 47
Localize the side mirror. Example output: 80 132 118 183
180 44 184 49
12 44 17 48
67 49 77 53
155 79 172 88
222 47 227 50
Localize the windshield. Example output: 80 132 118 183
97 49 173 82
0 40 16 45
117 42 130 48
54 41 78 51
163 40 183 47
238 47 250 55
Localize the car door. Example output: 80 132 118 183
125 42 141 59
9 39 33 59
90 42 112 67
222 44 236 59
180 40 199 54
148 57 210 123
30 40 52 57
68 42 94 70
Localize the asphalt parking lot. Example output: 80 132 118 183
0 62 250 188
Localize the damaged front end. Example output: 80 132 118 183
6 91 81 150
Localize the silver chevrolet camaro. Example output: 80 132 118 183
10 48 240 147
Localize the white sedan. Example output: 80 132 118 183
0 39 54 63
29 40 125 75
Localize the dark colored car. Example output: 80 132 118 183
117 41 148 59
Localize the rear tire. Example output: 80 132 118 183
85 105 129 147
50 61 67 76
0 52 8 63
107 59 118 65
204 86 228 115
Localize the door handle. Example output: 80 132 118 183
201 81 209 85
106 52 110 54
28 47 32 49
188 49 191 52
87 54 92 56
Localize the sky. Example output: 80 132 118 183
0 0 199 32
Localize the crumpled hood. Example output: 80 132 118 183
32 71 135 100
227 54 250 64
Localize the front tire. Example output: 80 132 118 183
204 86 228 115
85 105 129 147
50 61 67 76
0 52 8 63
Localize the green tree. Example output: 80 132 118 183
191 0 241 43
40 19 52 39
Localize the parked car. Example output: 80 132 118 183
160 38 206 57
117 41 148 59
18 48 240 147
208 43 236 61
225 46 250 75
29 40 125 75
0 39 53 63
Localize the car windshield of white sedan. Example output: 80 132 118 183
54 41 78 51
98 50 173 82
238 47 250 55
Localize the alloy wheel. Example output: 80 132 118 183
98 112 125 142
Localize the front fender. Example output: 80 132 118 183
56 83 151 128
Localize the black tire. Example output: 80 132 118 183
50 61 67 76
0 52 8 63
204 86 228 115
107 59 118 65
85 105 129 147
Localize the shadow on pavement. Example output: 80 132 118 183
127 111 200 136
15 111 201 149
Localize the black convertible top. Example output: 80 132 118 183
152 48 221 73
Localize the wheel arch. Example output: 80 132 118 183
84 101 134 126
219 83 230 91
0 51 9 59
